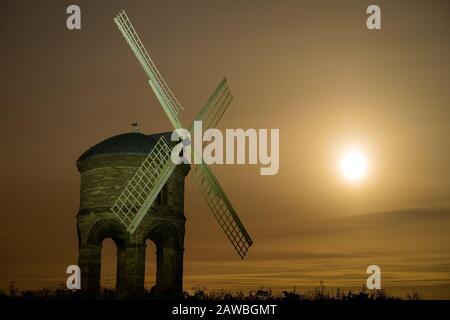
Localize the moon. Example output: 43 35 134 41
339 149 368 183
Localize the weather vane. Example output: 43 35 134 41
131 121 139 133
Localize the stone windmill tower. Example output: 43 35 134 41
75 10 253 297
76 129 189 295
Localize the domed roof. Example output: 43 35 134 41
78 131 172 163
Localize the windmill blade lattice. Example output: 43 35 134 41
111 136 176 233
192 77 233 132
193 163 253 259
114 10 183 129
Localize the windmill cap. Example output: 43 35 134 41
77 131 173 164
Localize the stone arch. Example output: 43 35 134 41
87 218 129 247
146 222 181 250
144 223 184 295
78 218 130 292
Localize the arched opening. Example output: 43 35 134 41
100 238 118 290
144 223 183 294
144 239 157 291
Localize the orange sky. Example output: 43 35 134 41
0 0 449 299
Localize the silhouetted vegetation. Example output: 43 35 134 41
183 284 406 301
0 281 421 300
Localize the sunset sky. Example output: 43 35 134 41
0 1 449 299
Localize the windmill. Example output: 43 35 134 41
111 10 253 259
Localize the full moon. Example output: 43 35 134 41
339 149 368 183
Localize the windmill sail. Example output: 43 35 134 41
111 136 176 233
114 10 183 129
192 77 233 132
112 10 253 258
193 163 253 259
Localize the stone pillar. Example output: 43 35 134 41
78 244 102 292
154 245 184 294
116 244 146 297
